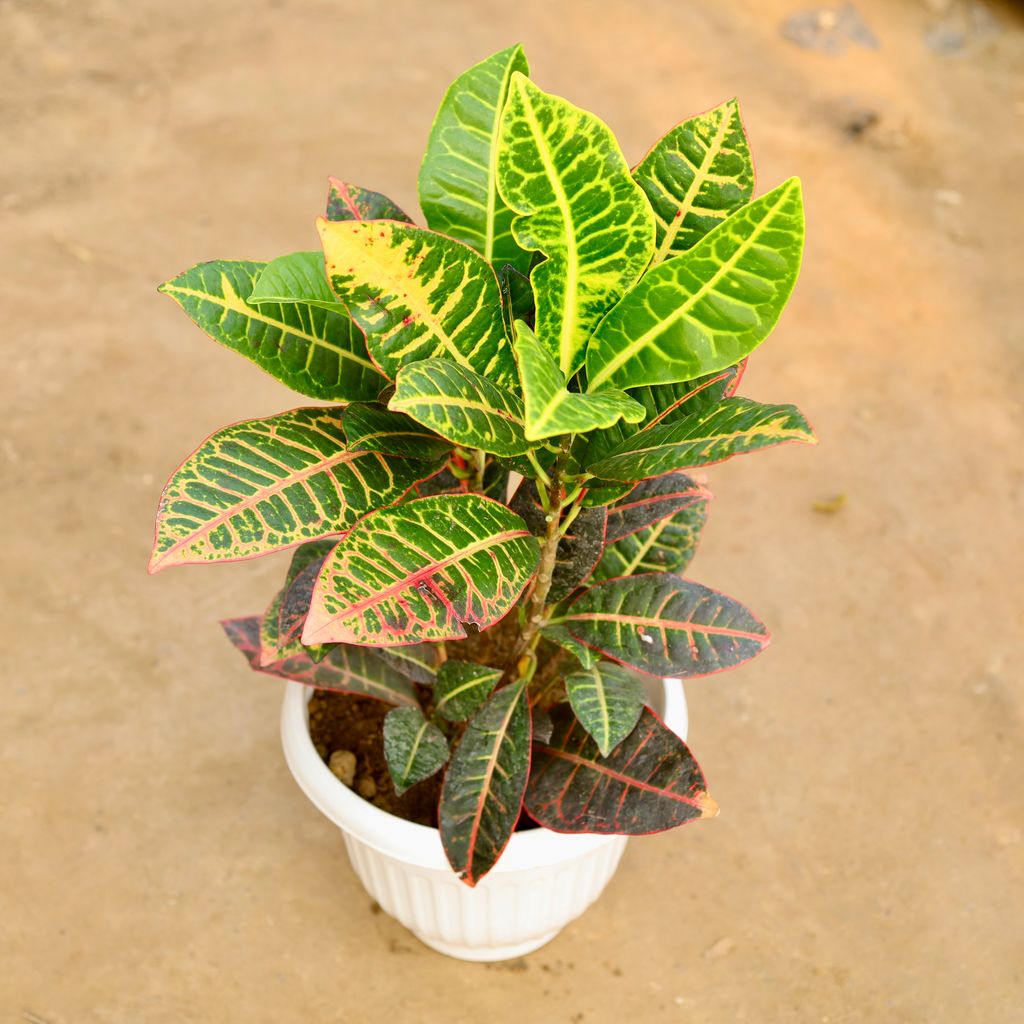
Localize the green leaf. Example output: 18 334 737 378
342 402 452 461
497 73 655 376
585 364 746 468
513 321 644 441
539 623 599 669
586 178 805 391
509 480 607 602
561 573 769 678
419 45 531 276
565 662 647 756
249 252 340 312
433 660 502 722
603 473 710 544
302 494 540 646
149 408 433 571
377 643 444 685
526 703 716 833
326 177 412 223
586 396 816 481
318 219 516 387
221 616 418 706
390 359 531 457
159 260 386 402
595 501 708 580
260 540 337 664
439 683 531 885
635 98 755 264
383 706 450 795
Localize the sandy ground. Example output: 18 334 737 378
2 0 1022 1020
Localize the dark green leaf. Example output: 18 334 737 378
383 706 450 795
342 402 453 461
433 660 502 722
439 683 531 885
159 260 386 402
565 662 647 756
326 177 413 223
526 704 716 832
561 573 769 678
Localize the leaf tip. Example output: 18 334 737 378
696 790 719 818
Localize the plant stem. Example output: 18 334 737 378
508 439 570 672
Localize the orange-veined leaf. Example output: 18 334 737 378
526 704 717 833
302 494 539 647
149 408 434 571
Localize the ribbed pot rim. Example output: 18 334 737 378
281 677 688 878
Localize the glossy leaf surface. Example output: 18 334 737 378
562 573 769 678
221 616 417 705
150 408 432 571
497 73 654 375
586 178 805 391
261 540 336 662
318 219 516 386
383 706 450 794
248 251 339 311
635 98 754 264
303 495 539 646
526 704 716 833
439 683 531 885
587 397 816 481
595 500 707 580
326 177 412 223
565 662 646 756
513 321 644 441
391 359 531 457
159 260 385 401
419 45 531 276
342 402 452 461
433 660 502 722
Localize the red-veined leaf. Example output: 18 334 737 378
603 473 711 543
220 616 417 705
439 683 531 886
302 494 539 647
561 573 769 678
326 178 413 223
526 703 717 833
150 408 434 571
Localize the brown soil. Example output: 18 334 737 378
308 690 443 827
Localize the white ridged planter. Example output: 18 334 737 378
281 677 688 962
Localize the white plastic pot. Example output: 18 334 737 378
281 677 688 962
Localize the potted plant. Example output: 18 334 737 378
150 44 814 962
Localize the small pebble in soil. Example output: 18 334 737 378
356 776 378 799
328 749 357 787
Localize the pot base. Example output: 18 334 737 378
412 928 560 962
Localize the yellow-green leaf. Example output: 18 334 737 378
391 359 532 457
497 73 655 376
635 98 754 264
586 178 805 392
513 320 644 440
419 45 531 276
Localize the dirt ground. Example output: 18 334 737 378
2 0 1022 1020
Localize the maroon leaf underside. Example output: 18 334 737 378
603 472 712 543
525 703 717 835
220 616 417 705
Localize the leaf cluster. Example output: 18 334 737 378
152 45 814 885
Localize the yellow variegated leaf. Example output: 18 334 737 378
318 219 516 387
497 73 655 376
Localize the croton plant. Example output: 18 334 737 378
150 45 814 885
